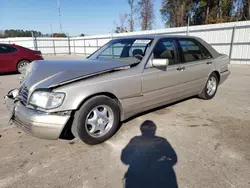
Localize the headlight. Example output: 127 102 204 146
29 91 65 109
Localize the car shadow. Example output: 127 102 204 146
121 120 178 188
0 72 19 76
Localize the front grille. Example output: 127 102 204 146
19 85 29 105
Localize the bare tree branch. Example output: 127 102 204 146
137 0 155 30
114 14 129 33
128 0 136 31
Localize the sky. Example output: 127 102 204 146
0 0 165 36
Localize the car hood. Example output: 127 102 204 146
24 59 135 90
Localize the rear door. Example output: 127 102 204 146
176 38 214 94
0 45 18 72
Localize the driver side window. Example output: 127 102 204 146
153 39 177 65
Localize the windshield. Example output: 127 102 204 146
88 38 153 63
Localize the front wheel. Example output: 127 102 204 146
199 72 218 100
72 96 120 145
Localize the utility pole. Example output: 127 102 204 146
58 0 63 33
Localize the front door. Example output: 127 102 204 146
141 38 188 109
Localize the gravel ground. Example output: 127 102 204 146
0 57 249 188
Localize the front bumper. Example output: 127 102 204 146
4 94 70 140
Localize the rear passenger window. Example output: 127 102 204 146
11 46 18 52
153 39 177 65
179 39 211 62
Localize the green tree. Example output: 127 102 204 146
242 0 250 20
161 0 249 27
221 0 234 19
161 0 193 27
4 29 42 37
52 33 67 37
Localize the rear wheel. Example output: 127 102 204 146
72 96 120 145
199 72 218 100
17 60 30 73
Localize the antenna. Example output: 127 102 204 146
50 23 53 36
58 0 63 33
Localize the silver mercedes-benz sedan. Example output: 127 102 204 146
5 35 230 145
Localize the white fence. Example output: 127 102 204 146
1 21 250 64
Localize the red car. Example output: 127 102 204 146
0 43 43 73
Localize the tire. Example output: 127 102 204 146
72 96 120 145
199 72 218 100
17 60 30 73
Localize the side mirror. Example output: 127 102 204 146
152 59 169 68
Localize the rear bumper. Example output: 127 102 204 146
4 94 70 140
220 70 230 85
32 55 44 60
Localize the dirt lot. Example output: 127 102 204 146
0 56 249 188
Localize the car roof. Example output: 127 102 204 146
0 43 17 46
115 34 198 40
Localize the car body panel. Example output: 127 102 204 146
4 35 230 140
25 59 136 90
51 66 142 117
180 59 214 93
141 64 187 108
4 96 69 140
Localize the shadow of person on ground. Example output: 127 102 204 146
121 120 178 188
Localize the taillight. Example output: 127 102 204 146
34 50 42 56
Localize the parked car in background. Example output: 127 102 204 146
0 44 43 73
5 35 230 145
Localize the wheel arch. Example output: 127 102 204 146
213 70 221 84
76 92 124 120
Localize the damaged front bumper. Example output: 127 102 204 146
4 90 70 140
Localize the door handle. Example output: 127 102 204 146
177 66 185 71
206 61 212 65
